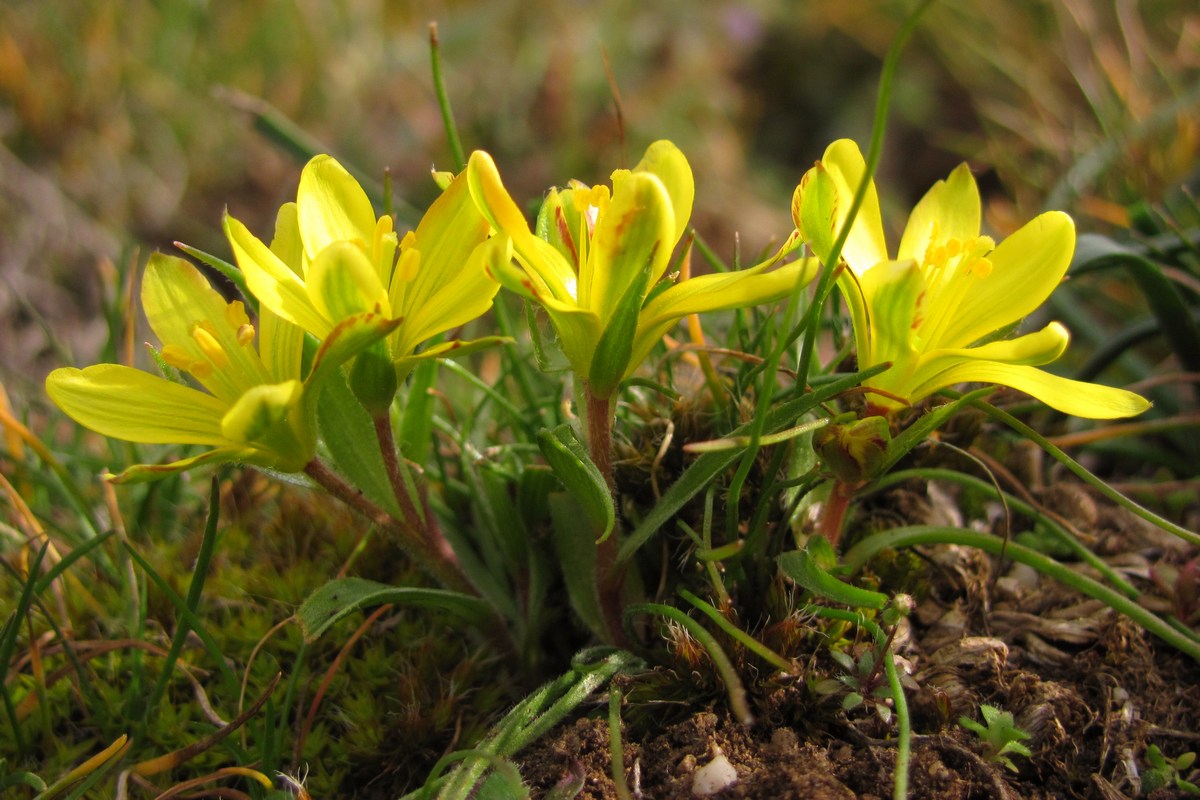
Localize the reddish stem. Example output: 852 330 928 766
585 389 627 646
817 480 853 546
373 414 460 569
303 459 472 594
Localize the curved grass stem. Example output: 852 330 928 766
966 397 1200 547
625 602 753 725
677 588 794 674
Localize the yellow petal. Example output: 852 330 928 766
296 155 377 261
939 211 1075 348
225 213 333 338
397 170 492 323
46 365 234 446
897 163 980 263
924 322 1070 369
306 241 391 322
393 238 499 359
269 202 304 274
585 171 674 324
910 361 1151 419
632 140 694 246
467 150 578 302
814 139 888 273
631 257 818 373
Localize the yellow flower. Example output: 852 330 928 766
468 140 817 399
223 154 501 381
45 254 397 481
794 139 1149 419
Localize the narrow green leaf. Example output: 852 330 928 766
588 262 652 399
173 241 257 315
316 367 400 516
618 365 889 565
296 577 489 643
842 526 1200 663
777 545 888 610
548 492 605 641
536 424 615 541
1072 233 1200 399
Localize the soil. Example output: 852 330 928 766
516 479 1200 799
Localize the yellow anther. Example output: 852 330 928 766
189 361 214 379
399 230 417 251
236 324 256 346
970 257 993 278
160 344 193 371
192 323 230 371
944 238 962 257
396 248 420 282
226 300 250 330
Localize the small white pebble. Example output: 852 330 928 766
691 748 738 796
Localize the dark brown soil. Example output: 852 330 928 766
517 481 1200 799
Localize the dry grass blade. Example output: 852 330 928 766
131 672 282 777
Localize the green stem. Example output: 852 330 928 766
968 397 1200 547
609 687 632 800
843 526 1200 663
794 0 937 391
817 479 854 545
626 602 753 725
678 588 794 674
863 467 1139 598
374 413 459 571
807 606 910 800
303 459 472 594
429 22 466 172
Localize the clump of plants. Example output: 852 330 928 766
4 4 1199 799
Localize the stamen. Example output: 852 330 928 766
192 323 230 371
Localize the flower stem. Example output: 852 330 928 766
303 459 472 594
817 479 853 545
373 412 460 570
584 387 625 645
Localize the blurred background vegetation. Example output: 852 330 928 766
2 0 1197 395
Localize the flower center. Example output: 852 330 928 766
912 232 994 349
161 300 256 380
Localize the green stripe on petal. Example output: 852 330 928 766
259 307 305 384
941 211 1075 349
306 241 391 322
225 213 333 338
108 447 255 484
794 163 839 265
297 155 377 261
220 380 312 471
46 364 235 446
586 171 673 324
910 361 1151 419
